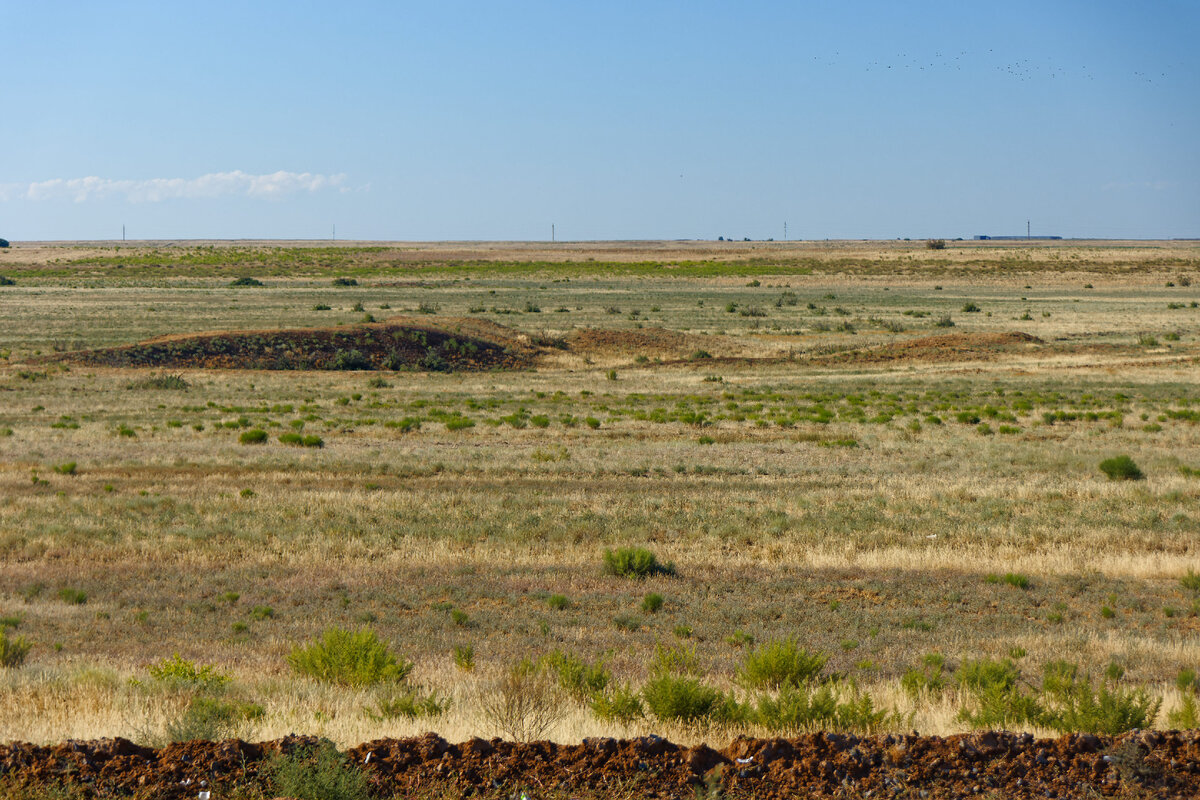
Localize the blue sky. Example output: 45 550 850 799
2 1 1196 241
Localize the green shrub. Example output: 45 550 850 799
650 642 701 676
250 605 274 620
1003 572 1030 589
961 302 981 313
367 687 449 720
287 628 413 687
1181 569 1200 592
266 740 371 800
602 547 675 579
239 429 268 445
642 672 737 723
738 638 827 690
585 416 601 429
450 608 469 627
901 653 949 698
453 645 475 671
445 417 475 431
147 653 231 690
312 303 332 311
1168 694 1200 729
52 462 77 475
539 650 610 702
165 696 262 742
926 239 947 250
302 434 324 448
332 349 371 370
590 682 646 724
279 432 303 445
229 276 263 287
58 588 87 605
546 594 570 610
0 629 32 667
641 593 664 613
956 658 1042 728
1099 455 1144 481
332 277 358 286
1040 661 1160 735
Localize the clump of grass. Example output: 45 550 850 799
368 687 449 720
641 592 664 613
58 588 87 605
547 594 570 610
127 373 189 391
453 645 475 671
738 638 827 690
602 547 675 579
1179 569 1200 592
287 627 413 687
239 429 268 445
165 697 263 742
539 650 610 702
51 462 77 475
1099 455 1144 481
0 629 33 667
250 605 274 620
147 653 231 690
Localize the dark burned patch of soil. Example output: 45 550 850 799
49 317 538 372
814 331 1044 365
3 730 1199 799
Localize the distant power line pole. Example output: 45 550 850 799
552 224 555 243
784 221 788 241
122 224 125 242
1027 219 1031 240
332 224 336 242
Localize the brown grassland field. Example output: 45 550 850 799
1 237 1199 752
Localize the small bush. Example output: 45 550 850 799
368 687 449 720
266 740 371 800
933 316 954 328
147 653 231 690
641 592 664 613
332 349 371 370
1040 661 1160 735
165 696 262 742
585 416 601 429
239 429 268 445
926 239 947 250
287 628 413 687
332 277 358 286
474 660 566 741
539 650 610 702
590 682 645 724
128 373 189 391
602 547 675 579
0 629 32 667
58 588 87 605
1169 694 1200 729
547 594 570 610
312 303 332 311
250 605 274 620
961 302 981 313
1099 455 1144 481
229 276 263 287
302 434 324 448
453 645 475 671
1003 572 1030 589
52 462 77 475
738 638 827 690
901 653 948 698
445 417 476 431
1180 569 1200 592
279 432 303 445
641 672 728 722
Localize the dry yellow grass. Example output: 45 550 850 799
0 240 1198 745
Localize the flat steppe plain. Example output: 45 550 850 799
0 238 1198 747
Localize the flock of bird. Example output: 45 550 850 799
809 49 1173 85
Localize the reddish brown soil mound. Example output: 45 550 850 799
2 730 1197 799
814 331 1044 365
51 319 537 372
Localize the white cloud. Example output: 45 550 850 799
0 170 347 203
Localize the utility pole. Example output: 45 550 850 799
784 221 788 241
552 224 555 243
1027 219 1030 240
332 224 336 242
122 224 125 242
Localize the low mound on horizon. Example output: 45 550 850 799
51 316 540 371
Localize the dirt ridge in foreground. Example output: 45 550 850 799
3 730 1199 799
